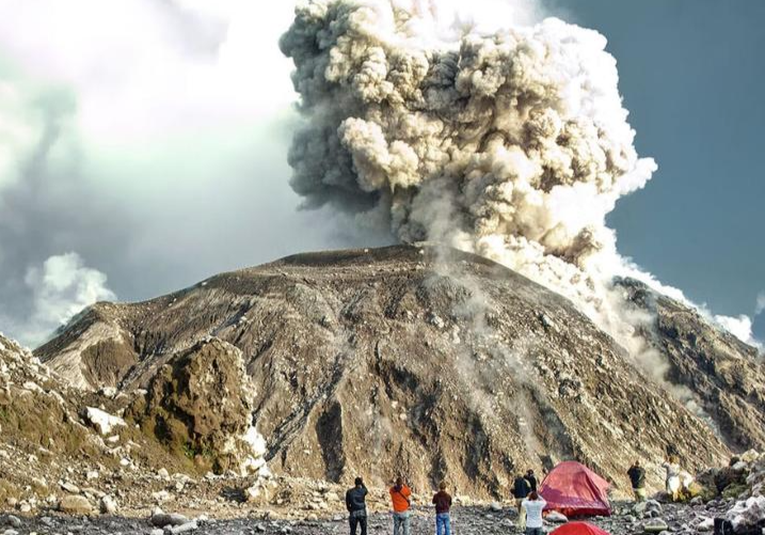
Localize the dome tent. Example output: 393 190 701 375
550 522 612 535
539 461 611 517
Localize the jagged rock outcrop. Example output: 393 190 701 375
36 245 755 497
125 338 269 477
0 332 200 511
618 279 765 451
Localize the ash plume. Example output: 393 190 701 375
280 0 662 362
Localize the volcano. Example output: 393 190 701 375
35 245 764 497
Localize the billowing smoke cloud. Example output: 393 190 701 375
280 0 665 360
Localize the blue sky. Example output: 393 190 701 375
0 0 762 345
549 0 765 337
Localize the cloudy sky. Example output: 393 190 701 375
0 0 762 346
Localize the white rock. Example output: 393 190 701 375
84 407 126 436
741 450 760 464
100 496 118 515
168 520 198 534
546 511 568 523
158 468 170 478
697 517 714 531
86 471 99 481
151 491 171 503
727 495 765 532
733 461 748 472
60 482 80 494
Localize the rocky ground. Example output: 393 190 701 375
2 450 764 535
0 498 752 535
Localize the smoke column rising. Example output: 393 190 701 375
280 0 668 363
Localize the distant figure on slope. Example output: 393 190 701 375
627 460 646 502
390 476 412 535
513 473 531 530
432 481 453 535
663 455 681 501
525 469 538 492
346 477 368 535
521 491 547 535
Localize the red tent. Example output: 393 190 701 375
550 522 612 535
539 461 611 517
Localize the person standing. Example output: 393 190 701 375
513 474 531 530
627 460 646 502
521 491 547 535
346 477 368 535
525 470 538 493
390 477 412 535
663 456 681 502
432 481 452 535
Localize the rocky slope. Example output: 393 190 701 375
618 279 765 451
0 332 273 517
36 245 753 498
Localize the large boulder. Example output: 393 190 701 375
58 495 93 515
127 339 268 476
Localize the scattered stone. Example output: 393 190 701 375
643 519 669 533
100 495 118 515
18 505 30 514
696 517 714 531
489 502 502 512
60 482 80 494
58 495 93 515
158 468 170 478
2 517 21 529
168 520 198 534
150 513 190 528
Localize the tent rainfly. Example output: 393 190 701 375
539 461 612 517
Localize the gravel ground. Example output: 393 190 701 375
1 499 739 535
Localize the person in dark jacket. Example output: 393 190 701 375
627 461 646 502
346 477 368 535
513 474 531 529
432 481 453 535
525 470 538 492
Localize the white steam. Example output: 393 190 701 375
714 314 760 349
280 0 664 360
21 253 116 346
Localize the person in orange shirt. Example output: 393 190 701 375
389 477 412 535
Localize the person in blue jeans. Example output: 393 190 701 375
432 481 452 535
